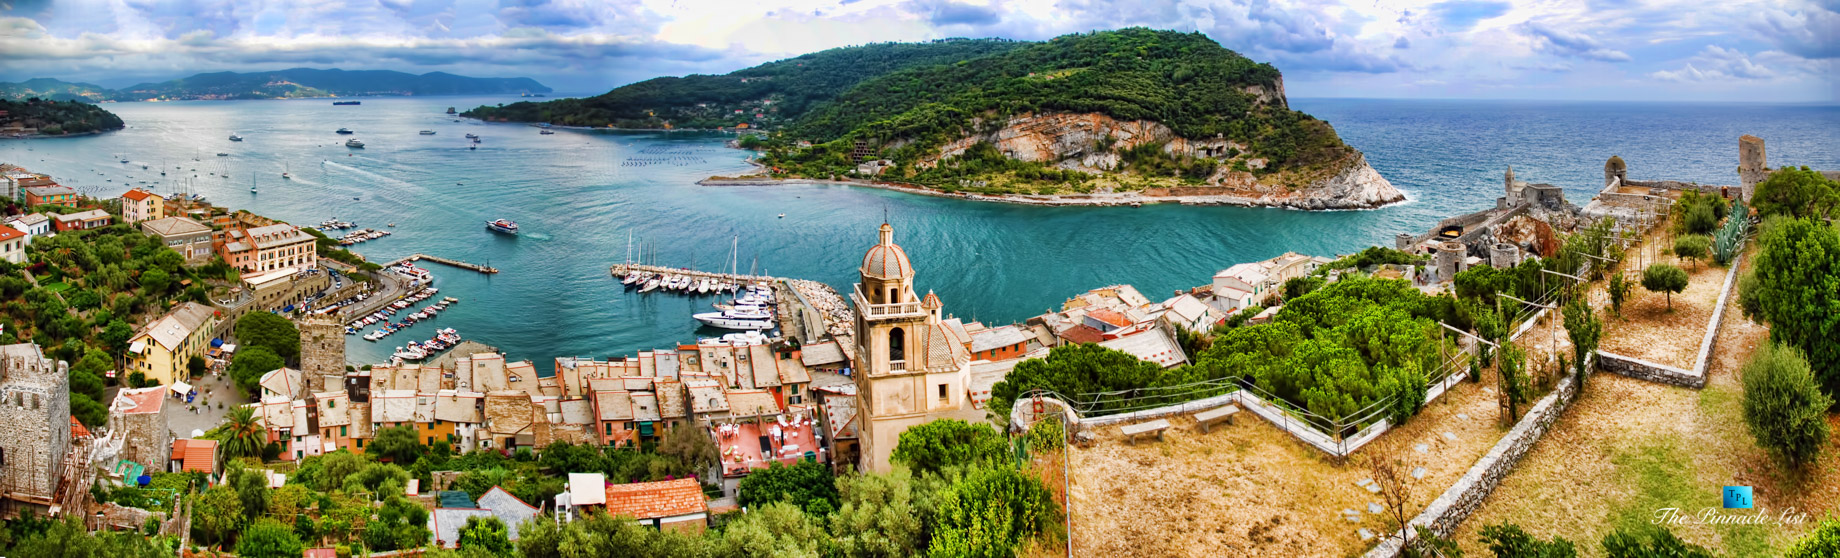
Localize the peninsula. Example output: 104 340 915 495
0 69 551 102
467 29 1404 210
0 98 124 137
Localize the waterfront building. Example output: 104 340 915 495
108 387 172 472
139 216 213 263
0 343 71 519
1210 251 1331 311
0 224 25 264
21 184 76 208
50 209 111 232
118 188 163 224
849 223 975 473
1 169 54 200
124 302 219 386
4 213 50 242
215 223 318 273
968 325 1034 361
1160 293 1224 333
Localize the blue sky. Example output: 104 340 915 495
0 0 1833 102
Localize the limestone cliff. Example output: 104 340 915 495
913 111 1404 210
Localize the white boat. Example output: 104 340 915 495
346 139 365 148
693 311 776 330
641 278 662 292
420 130 436 135
229 134 243 142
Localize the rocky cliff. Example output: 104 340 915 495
913 111 1404 210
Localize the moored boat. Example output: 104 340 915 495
486 219 519 235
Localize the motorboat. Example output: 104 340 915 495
464 133 479 139
345 139 364 148
486 219 518 235
420 130 436 135
337 128 354 134
539 129 554 135
693 310 776 330
702 330 769 345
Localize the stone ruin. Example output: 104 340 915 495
299 317 346 393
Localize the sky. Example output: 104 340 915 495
0 0 1833 102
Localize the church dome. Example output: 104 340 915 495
922 290 942 309
861 223 915 280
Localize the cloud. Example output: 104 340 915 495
1749 0 1840 59
1427 0 1509 32
1393 36 1409 49
903 0 1002 26
1650 45 1785 81
1517 22 1632 62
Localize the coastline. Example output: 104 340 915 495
697 175 1409 210
0 129 118 140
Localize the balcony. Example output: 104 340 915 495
851 284 926 319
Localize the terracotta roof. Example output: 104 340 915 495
1086 308 1133 329
171 439 217 473
860 223 915 279
1059 324 1105 345
110 386 166 415
602 478 707 519
725 390 779 418
120 188 157 202
594 390 633 421
70 416 90 438
0 224 21 242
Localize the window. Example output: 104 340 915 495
340 426 347 436
889 328 905 362
938 384 948 401
356 439 364 449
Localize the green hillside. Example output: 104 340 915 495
0 98 124 136
461 38 1027 128
0 78 112 102
115 69 549 100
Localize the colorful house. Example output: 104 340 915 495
118 188 164 224
124 302 219 386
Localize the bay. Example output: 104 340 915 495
4 96 1834 374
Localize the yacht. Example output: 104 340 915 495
420 130 436 135
282 163 291 180
464 133 479 139
336 128 354 134
486 219 519 235
228 134 243 141
539 129 555 135
345 139 365 148
693 309 776 330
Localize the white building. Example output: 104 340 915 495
0 224 24 264
1211 252 1332 311
4 213 51 242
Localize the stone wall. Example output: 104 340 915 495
114 406 173 472
299 318 346 393
1594 351 1703 389
0 344 70 508
1363 354 1590 558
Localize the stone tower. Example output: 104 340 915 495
1739 135 1767 201
851 223 971 472
0 343 70 517
1604 156 1627 188
1504 166 1516 199
298 317 346 393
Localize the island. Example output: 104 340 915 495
0 69 551 102
464 29 1403 210
0 98 124 138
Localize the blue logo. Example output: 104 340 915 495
1723 486 1753 509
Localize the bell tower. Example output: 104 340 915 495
851 223 951 472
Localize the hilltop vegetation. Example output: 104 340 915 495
0 78 112 102
1 70 549 103
463 38 1026 128
0 98 124 135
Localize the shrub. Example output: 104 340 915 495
1562 299 1601 389
1740 343 1833 468
1672 235 1709 270
891 419 1009 475
1640 264 1688 310
1750 217 1840 401
1478 522 1577 558
1753 166 1839 220
1785 517 1840 558
1607 272 1631 317
1601 525 1713 558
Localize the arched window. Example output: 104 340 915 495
889 327 906 362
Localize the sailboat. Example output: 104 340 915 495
282 162 291 180
250 173 258 194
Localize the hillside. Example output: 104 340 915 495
114 69 550 100
0 98 124 136
461 38 1027 128
0 78 112 102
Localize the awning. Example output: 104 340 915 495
210 338 224 348
171 381 193 395
221 343 237 353
283 305 295 313
127 340 146 354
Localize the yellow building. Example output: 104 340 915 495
119 188 164 224
124 302 219 386
851 223 974 472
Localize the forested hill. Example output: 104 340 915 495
0 98 124 136
0 78 112 102
460 38 1027 128
113 69 549 100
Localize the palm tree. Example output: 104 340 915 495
222 406 266 459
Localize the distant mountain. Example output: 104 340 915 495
462 38 1028 128
115 69 550 100
0 78 113 102
0 70 550 102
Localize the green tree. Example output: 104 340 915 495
657 421 720 479
925 466 1057 558
457 516 512 555
1600 525 1713 558
1477 522 1576 557
1785 517 1840 558
1672 235 1710 271
716 501 830 558
890 419 1009 476
228 345 284 396
1562 299 1602 389
1283 275 1326 300
100 319 133 355
363 495 431 551
830 472 926 558
1607 272 1631 318
5 515 173 558
236 518 304 558
1640 264 1689 311
1749 217 1840 400
228 463 271 523
139 268 172 297
235 311 301 362
1499 342 1529 423
1740 342 1833 468
737 460 840 517
69 393 107 430
1753 166 1839 219
187 354 208 377
221 406 266 459
370 425 426 466
191 484 245 548
990 343 1167 418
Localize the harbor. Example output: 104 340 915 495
609 263 775 293
380 253 500 274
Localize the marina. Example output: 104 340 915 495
379 253 500 274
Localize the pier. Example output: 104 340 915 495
608 263 776 285
384 253 500 274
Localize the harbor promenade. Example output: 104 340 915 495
383 253 499 274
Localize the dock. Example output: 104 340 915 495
384 253 499 274
609 263 776 285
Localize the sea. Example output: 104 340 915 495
3 96 1835 374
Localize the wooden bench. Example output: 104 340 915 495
1120 419 1171 445
1194 404 1241 433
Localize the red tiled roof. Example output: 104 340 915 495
171 439 217 473
70 416 90 438
0 224 21 242
1086 308 1132 328
120 189 157 202
1060 324 1105 345
602 478 707 519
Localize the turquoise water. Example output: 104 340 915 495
3 96 1835 373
